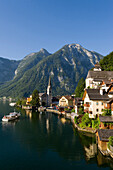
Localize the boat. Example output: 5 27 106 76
2 111 21 122
9 103 16 106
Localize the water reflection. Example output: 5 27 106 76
0 102 113 169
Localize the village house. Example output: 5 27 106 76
26 95 32 105
86 63 113 89
59 96 74 107
99 116 113 129
96 129 113 155
82 89 109 118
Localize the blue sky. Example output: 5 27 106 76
0 0 113 60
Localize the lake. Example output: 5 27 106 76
0 101 112 170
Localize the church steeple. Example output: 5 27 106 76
47 76 52 106
48 76 51 87
47 76 52 96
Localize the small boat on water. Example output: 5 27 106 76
2 111 21 122
9 103 16 107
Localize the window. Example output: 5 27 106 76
96 102 98 105
96 109 99 112
101 102 103 105
101 109 104 112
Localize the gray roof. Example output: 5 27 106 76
39 93 46 97
86 89 109 101
97 129 113 141
99 116 113 123
87 71 113 80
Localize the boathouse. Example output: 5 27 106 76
96 129 113 154
99 116 113 129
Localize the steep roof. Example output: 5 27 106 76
99 116 113 123
86 89 109 101
60 95 73 101
97 129 113 141
87 71 113 80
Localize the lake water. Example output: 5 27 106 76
0 101 112 170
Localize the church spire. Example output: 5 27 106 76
48 76 51 87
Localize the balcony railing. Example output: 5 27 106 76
84 103 90 107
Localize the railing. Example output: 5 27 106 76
84 103 90 107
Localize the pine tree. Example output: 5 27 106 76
74 77 85 97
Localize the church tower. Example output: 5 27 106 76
47 77 52 106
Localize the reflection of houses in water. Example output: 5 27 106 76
46 119 49 132
97 150 113 168
60 118 66 124
26 110 32 119
84 143 97 160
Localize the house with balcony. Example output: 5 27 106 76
86 63 113 89
82 89 109 118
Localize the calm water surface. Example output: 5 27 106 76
0 101 112 170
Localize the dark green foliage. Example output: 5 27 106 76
16 99 22 106
108 136 113 147
92 118 100 129
79 113 100 129
100 52 113 71
71 109 75 113
80 113 92 128
74 116 78 124
102 109 111 116
30 89 40 107
75 78 85 97
78 106 84 115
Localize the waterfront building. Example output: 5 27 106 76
96 129 113 154
59 96 73 107
26 95 32 105
99 116 113 129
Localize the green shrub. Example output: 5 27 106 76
102 109 111 116
108 136 113 147
79 113 92 128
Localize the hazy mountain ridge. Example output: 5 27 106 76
0 44 103 98
0 57 20 84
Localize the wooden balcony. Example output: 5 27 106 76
84 103 90 107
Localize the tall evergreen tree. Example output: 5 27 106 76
74 77 85 97
31 89 40 107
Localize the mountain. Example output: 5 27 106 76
0 57 20 84
0 44 103 98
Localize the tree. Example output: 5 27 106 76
31 89 40 107
100 52 113 71
78 106 84 115
75 77 85 97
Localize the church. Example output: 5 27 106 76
39 77 52 106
